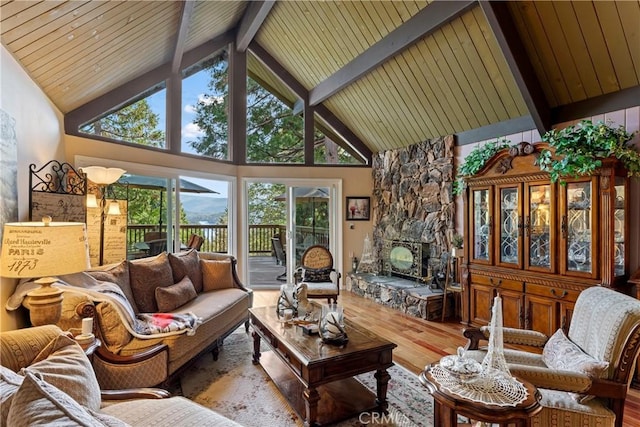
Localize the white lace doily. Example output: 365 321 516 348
431 364 528 407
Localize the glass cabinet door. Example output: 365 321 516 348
614 177 626 277
497 185 521 267
471 187 492 264
525 183 554 272
561 180 596 277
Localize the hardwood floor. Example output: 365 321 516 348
252 289 640 427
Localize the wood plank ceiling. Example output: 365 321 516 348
1 0 638 155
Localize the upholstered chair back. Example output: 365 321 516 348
568 286 640 381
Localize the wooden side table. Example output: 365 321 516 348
419 364 541 427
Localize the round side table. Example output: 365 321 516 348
419 364 541 427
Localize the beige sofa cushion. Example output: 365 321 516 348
201 259 235 291
23 334 102 411
156 276 197 312
7 371 127 427
168 249 203 293
88 260 138 314
102 396 241 426
543 329 609 377
95 302 133 353
129 253 174 312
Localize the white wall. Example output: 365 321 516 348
1 45 65 330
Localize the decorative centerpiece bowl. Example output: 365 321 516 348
440 348 483 381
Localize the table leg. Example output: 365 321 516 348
374 368 390 413
251 330 261 365
433 400 456 427
303 386 320 427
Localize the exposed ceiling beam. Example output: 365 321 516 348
236 0 275 53
455 116 536 145
65 31 234 133
172 0 196 74
308 0 477 106
249 41 372 163
479 1 551 136
552 85 640 125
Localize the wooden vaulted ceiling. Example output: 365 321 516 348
1 0 639 158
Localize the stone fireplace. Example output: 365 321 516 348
371 134 455 272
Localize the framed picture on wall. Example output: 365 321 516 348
346 197 370 221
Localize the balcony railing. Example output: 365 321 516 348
127 224 328 255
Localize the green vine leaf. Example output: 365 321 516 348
453 139 510 195
539 120 640 184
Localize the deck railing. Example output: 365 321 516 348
127 224 327 255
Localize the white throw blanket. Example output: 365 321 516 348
6 272 202 339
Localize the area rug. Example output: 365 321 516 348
177 327 434 426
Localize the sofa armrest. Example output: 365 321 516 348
464 327 548 350
96 343 168 365
101 388 171 400
508 364 627 399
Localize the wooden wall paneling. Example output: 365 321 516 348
431 24 486 128
572 1 620 94
21 2 153 71
506 2 557 107
450 17 508 123
551 2 603 99
188 1 245 49
513 1 570 106
616 2 640 82
593 1 638 89
3 1 107 53
464 9 523 120
405 41 454 135
0 0 63 33
442 21 498 125
418 37 469 134
534 2 586 103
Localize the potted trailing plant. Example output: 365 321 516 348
453 139 511 195
537 120 640 183
451 233 464 258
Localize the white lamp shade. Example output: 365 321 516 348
107 200 121 215
86 193 98 208
81 166 126 185
0 218 90 278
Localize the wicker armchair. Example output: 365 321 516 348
463 286 640 427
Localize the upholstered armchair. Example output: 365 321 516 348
463 286 640 427
294 245 341 303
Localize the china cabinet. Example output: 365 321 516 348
461 142 629 336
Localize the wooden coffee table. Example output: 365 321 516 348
249 306 397 427
419 364 542 427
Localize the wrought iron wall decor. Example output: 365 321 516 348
29 160 87 222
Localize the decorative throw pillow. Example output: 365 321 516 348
542 329 609 403
7 371 125 427
95 302 133 353
22 334 101 412
1 366 24 426
155 276 198 312
201 259 235 291
129 252 174 313
88 260 139 314
168 249 203 293
302 267 332 283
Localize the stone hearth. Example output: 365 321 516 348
345 272 454 321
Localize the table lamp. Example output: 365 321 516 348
1 216 90 326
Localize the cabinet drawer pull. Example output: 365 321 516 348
489 278 502 287
550 289 568 299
